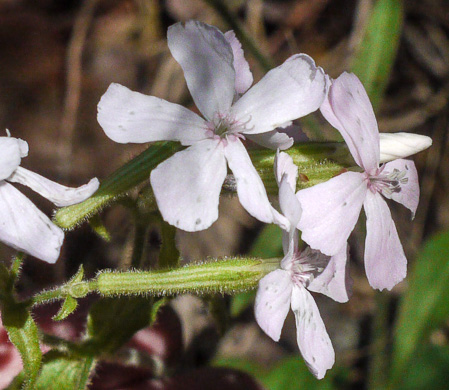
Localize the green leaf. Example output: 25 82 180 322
390 230 449 385
1 303 42 389
85 296 152 354
53 296 78 321
351 0 403 110
395 344 449 390
34 351 95 390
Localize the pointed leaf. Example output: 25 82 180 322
1 303 42 389
52 296 78 322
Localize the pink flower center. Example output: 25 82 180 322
286 248 328 288
204 112 250 145
368 167 408 196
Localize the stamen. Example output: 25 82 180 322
369 168 408 195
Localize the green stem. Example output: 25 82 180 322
130 220 150 269
202 0 274 71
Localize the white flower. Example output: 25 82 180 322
254 151 351 379
0 135 99 263
97 21 327 232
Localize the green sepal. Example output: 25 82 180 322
1 302 42 389
248 143 349 196
88 214 111 242
53 142 181 230
52 296 79 322
96 257 279 297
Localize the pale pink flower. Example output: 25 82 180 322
255 152 350 379
297 72 425 290
0 135 99 263
97 21 327 232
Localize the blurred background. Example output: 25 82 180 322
0 0 448 389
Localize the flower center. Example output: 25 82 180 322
287 247 329 287
369 168 408 196
204 112 251 143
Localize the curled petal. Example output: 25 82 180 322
0 182 64 263
150 139 227 232
320 72 379 172
379 132 432 163
274 150 298 190
291 285 335 379
297 171 367 256
232 54 327 135
308 244 352 303
0 137 28 181
381 159 419 218
97 83 207 145
224 30 253 95
246 130 293 150
279 175 302 228
364 191 407 291
168 21 235 120
224 138 286 226
8 167 99 207
254 269 292 342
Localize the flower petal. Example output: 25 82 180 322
0 137 28 181
0 181 64 263
379 132 432 163
224 30 253 95
167 21 235 120
320 72 379 172
246 130 293 150
308 244 352 303
279 175 302 227
274 150 298 190
364 191 407 290
254 269 292 342
97 83 207 145
381 159 419 217
297 171 367 256
8 167 99 207
291 285 335 379
224 138 285 226
150 139 227 232
232 54 327 135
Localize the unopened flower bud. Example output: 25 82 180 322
379 132 432 163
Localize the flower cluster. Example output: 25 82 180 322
0 20 432 381
95 20 431 378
